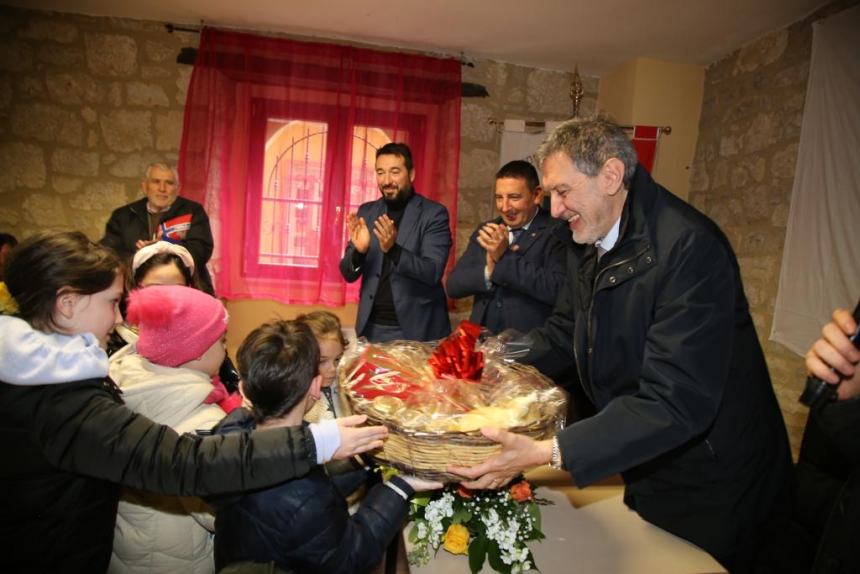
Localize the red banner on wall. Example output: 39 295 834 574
630 125 660 174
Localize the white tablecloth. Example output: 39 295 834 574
406 488 726 573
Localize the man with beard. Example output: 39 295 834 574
339 143 452 342
447 160 568 334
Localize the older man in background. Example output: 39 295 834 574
102 163 214 293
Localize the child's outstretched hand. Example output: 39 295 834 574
332 415 388 460
400 475 444 492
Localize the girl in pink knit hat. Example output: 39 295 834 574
109 241 243 414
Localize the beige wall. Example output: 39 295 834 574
224 300 357 361
596 59 637 125
597 57 704 201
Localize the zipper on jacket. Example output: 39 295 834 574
583 246 651 387
704 438 718 461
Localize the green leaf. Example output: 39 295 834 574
487 542 509 573
527 501 542 533
468 533 488 574
379 465 399 481
412 493 432 507
452 507 472 524
408 522 420 544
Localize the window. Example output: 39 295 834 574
178 28 461 305
257 121 392 269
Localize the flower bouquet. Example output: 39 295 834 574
407 478 550 573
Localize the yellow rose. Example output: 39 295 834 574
443 523 470 555
0 282 18 315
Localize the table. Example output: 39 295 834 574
405 469 726 573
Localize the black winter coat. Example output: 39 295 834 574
794 397 860 573
101 196 215 293
0 378 316 573
525 166 792 571
211 410 410 574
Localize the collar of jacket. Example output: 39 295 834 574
128 195 186 221
576 164 659 298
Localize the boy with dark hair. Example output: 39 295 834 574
212 320 440 573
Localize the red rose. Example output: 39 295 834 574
457 485 474 498
510 481 533 502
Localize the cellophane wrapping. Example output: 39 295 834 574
339 327 567 479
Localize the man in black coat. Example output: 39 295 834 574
450 117 792 573
447 160 568 334
101 162 215 293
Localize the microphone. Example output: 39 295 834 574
799 299 860 409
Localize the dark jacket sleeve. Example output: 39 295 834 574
559 230 737 486
339 242 364 283
339 203 373 284
101 208 135 258
393 202 451 286
490 224 567 306
32 379 316 496
288 480 410 574
521 246 581 377
446 226 490 299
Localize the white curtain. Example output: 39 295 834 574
499 120 564 168
770 4 860 355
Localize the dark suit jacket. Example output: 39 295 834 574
446 209 568 334
339 193 451 342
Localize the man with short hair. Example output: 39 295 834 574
101 163 214 293
447 160 567 334
339 143 452 342
450 117 792 572
211 319 439 572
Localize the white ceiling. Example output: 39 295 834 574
5 0 829 74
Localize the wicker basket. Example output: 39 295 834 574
340 342 566 482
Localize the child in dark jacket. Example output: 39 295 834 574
212 320 441 574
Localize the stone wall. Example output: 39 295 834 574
453 63 598 320
0 6 198 240
688 0 859 454
0 5 597 258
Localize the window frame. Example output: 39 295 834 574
243 97 426 280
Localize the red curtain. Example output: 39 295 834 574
178 28 461 305
630 125 660 174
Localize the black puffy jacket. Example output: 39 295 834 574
0 378 316 573
211 410 410 574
